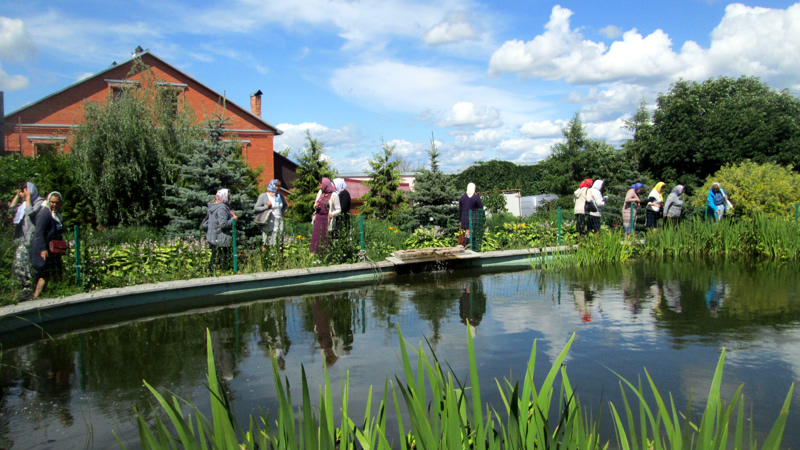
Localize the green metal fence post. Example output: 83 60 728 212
360 215 365 251
74 225 81 288
232 218 238 274
795 203 798 225
557 207 562 245
469 210 474 251
630 205 636 233
705 205 708 221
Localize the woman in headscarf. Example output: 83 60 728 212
587 180 606 233
311 177 340 254
707 182 731 221
573 179 593 235
9 182 45 298
254 179 287 248
332 178 350 238
458 182 484 249
622 183 644 234
663 185 685 225
645 182 666 230
30 192 65 299
204 188 238 271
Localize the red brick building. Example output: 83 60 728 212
2 49 297 188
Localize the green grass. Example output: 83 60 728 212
124 327 792 449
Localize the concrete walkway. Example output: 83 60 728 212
0 245 571 341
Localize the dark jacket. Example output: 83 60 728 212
204 202 234 247
458 194 483 230
29 209 63 271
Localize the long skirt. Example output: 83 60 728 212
587 215 601 232
310 213 329 254
13 239 31 291
622 207 637 233
576 214 588 235
262 215 284 246
645 210 659 229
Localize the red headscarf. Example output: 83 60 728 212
579 179 593 189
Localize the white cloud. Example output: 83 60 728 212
423 11 479 45
0 63 28 90
520 119 565 138
330 60 540 126
386 139 428 159
437 102 502 128
76 72 93 81
274 122 363 157
453 128 504 150
489 3 800 88
585 118 631 143
0 17 36 62
598 25 622 39
568 82 653 121
500 138 557 163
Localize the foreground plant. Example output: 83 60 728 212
122 327 792 449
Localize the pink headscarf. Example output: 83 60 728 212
320 177 335 194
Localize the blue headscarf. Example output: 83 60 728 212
267 179 278 193
631 183 644 192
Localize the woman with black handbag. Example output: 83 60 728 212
30 192 66 299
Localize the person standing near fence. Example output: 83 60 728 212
254 179 287 248
574 179 593 235
587 180 606 232
30 192 65 299
9 182 44 299
458 183 483 248
333 178 350 238
707 182 731 221
311 178 337 254
663 185 685 225
204 188 238 272
645 182 665 230
623 183 644 234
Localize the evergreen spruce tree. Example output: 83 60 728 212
164 111 258 239
401 135 460 233
360 140 407 219
286 131 336 222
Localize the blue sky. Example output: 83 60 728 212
2 0 799 172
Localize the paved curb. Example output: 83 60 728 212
0 246 570 339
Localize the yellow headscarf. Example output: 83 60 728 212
654 182 665 193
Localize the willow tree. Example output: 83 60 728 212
70 59 197 227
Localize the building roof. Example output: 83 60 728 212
4 50 283 135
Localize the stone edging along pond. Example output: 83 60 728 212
0 246 571 343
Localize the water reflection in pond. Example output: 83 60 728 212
1 260 799 448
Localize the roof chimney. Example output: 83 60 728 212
132 46 144 58
250 90 262 117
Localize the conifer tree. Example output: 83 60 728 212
286 131 336 222
401 135 460 233
164 111 258 239
360 140 407 219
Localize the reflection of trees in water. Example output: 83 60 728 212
256 301 292 370
407 282 460 348
370 288 402 331
459 279 487 333
302 293 356 368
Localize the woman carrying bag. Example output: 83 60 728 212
30 192 66 299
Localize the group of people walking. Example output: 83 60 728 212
9 182 65 299
203 177 352 271
574 180 732 234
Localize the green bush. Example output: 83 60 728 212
692 160 800 218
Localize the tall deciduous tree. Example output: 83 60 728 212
636 76 800 187
164 111 258 239
401 135 460 233
360 140 407 219
286 131 336 222
71 59 197 227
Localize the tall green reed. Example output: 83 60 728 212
124 326 792 449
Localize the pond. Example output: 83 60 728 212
1 259 800 449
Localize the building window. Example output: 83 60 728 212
158 88 180 118
34 143 60 156
111 86 133 101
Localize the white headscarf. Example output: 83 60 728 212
215 189 230 204
591 180 604 191
45 191 63 227
466 182 476 198
333 178 347 193
13 182 38 225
